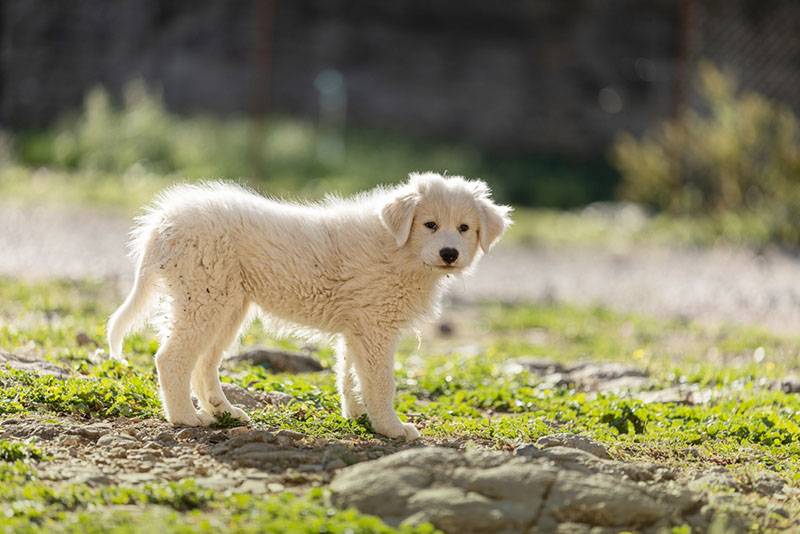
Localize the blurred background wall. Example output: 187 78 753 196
3 0 798 158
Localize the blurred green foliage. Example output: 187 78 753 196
615 63 800 246
11 81 614 208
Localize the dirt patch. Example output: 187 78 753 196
0 415 416 493
501 356 794 406
0 350 70 377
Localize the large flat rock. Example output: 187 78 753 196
330 446 709 533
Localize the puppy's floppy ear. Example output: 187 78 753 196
469 180 512 252
478 199 512 252
380 189 419 247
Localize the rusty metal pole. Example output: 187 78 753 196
672 0 694 118
251 0 276 180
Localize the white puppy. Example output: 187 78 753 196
107 172 511 440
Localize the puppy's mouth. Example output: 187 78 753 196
426 263 461 272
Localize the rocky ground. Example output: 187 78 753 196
2 344 796 533
3 202 800 333
0 414 729 533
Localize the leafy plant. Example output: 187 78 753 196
614 62 800 245
11 80 615 208
0 440 45 462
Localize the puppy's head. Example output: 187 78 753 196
380 172 512 272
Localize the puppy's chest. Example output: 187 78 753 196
339 271 437 324
245 258 435 330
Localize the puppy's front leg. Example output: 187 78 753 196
346 334 420 441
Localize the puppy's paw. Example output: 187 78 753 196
399 422 421 441
167 410 214 427
225 406 251 423
341 397 367 420
375 421 421 442
195 409 217 426
109 354 130 366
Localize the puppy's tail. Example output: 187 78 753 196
107 231 159 362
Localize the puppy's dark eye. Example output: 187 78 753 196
424 221 438 231
458 224 469 233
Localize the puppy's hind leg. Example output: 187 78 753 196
156 309 217 427
192 298 251 422
335 337 366 419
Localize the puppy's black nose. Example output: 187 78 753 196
439 247 459 265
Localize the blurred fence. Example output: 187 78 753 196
0 0 798 159
680 0 800 114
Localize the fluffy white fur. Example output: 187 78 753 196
107 172 512 440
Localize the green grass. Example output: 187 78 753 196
0 461 432 534
2 277 800 530
0 440 45 462
506 206 781 250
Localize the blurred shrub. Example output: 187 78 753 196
13 80 615 207
614 63 800 245
31 81 283 180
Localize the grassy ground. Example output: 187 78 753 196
1 277 799 531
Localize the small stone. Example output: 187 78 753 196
568 363 650 392
774 376 800 394
267 482 285 492
502 357 566 376
238 479 268 493
155 432 178 446
196 474 235 490
593 375 651 393
437 322 454 337
75 332 97 347
297 463 324 473
636 386 692 405
83 474 115 487
275 429 304 443
753 472 785 495
688 470 740 493
175 427 206 440
97 434 139 449
227 347 324 373
325 458 347 470
117 473 158 484
59 435 83 447
227 426 253 437
220 383 271 410
264 391 295 406
535 434 612 460
75 423 112 441
108 448 128 459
